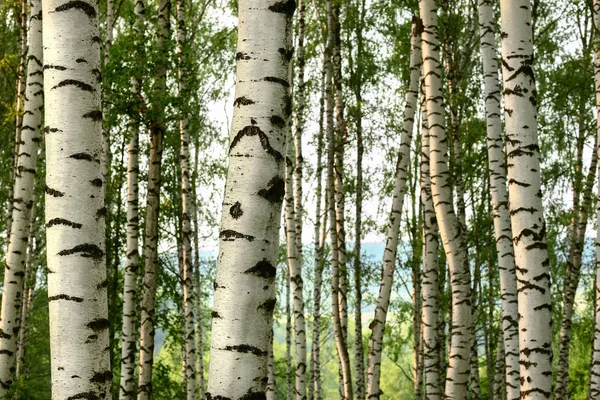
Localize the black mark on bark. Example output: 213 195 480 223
58 243 104 259
46 218 83 229
229 202 243 219
54 1 97 18
244 259 276 279
258 176 285 203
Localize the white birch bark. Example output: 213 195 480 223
477 1 520 397
7 0 28 243
43 0 111 397
365 17 421 399
419 0 473 396
15 201 38 379
500 0 552 397
325 1 352 396
285 116 307 400
494 331 507 400
176 0 197 397
137 0 170 397
267 329 277 400
294 0 305 266
0 0 42 392
311 62 326 400
206 1 294 397
118 2 144 398
420 92 441 400
589 1 600 396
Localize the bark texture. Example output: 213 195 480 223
477 0 520 397
420 0 473 397
365 17 421 399
205 1 294 397
43 0 111 397
499 0 552 397
137 0 170 397
420 94 441 400
0 0 43 391
119 1 145 398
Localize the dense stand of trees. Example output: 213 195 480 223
1 0 600 398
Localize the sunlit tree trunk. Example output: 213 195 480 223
555 135 597 400
420 95 441 400
0 0 42 391
588 1 600 397
494 331 506 400
267 329 277 400
176 0 197 397
206 1 294 397
15 202 38 379
477 0 520 397
43 0 111 397
365 17 421 399
310 58 327 400
285 120 307 400
500 0 552 397
420 0 473 396
7 0 28 242
118 1 144 398
325 0 353 397
137 0 170 397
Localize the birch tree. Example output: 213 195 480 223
500 0 552 397
420 85 441 400
42 0 111 397
365 16 421 399
206 1 294 398
0 0 43 391
137 0 170 397
419 0 473 396
477 0 520 396
118 1 145 398
589 1 600 397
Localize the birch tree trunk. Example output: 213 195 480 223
206 1 294 397
176 0 197 397
294 0 305 265
500 0 552 397
555 138 598 400
267 329 277 400
119 1 144 398
7 0 28 243
477 0 520 397
311 60 327 400
324 0 353 396
15 201 38 379
420 94 441 400
137 0 170 397
42 0 111 397
0 0 42 392
588 1 600 396
494 331 506 400
285 114 307 400
365 16 421 399
286 266 293 400
419 0 473 396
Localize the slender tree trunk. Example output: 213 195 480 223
7 0 28 243
43 0 111 397
311 59 327 400
285 114 307 400
470 260 481 400
351 1 367 398
267 329 277 400
413 263 423 400
324 0 353 397
192 137 205 398
589 2 600 396
137 0 170 397
493 331 506 400
286 267 293 400
555 138 598 400
420 94 441 400
500 0 552 397
15 202 38 379
420 0 473 396
118 1 144 399
0 0 42 392
365 17 421 399
176 0 197 397
332 3 349 359
477 0 520 397
206 1 294 397
294 0 305 266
